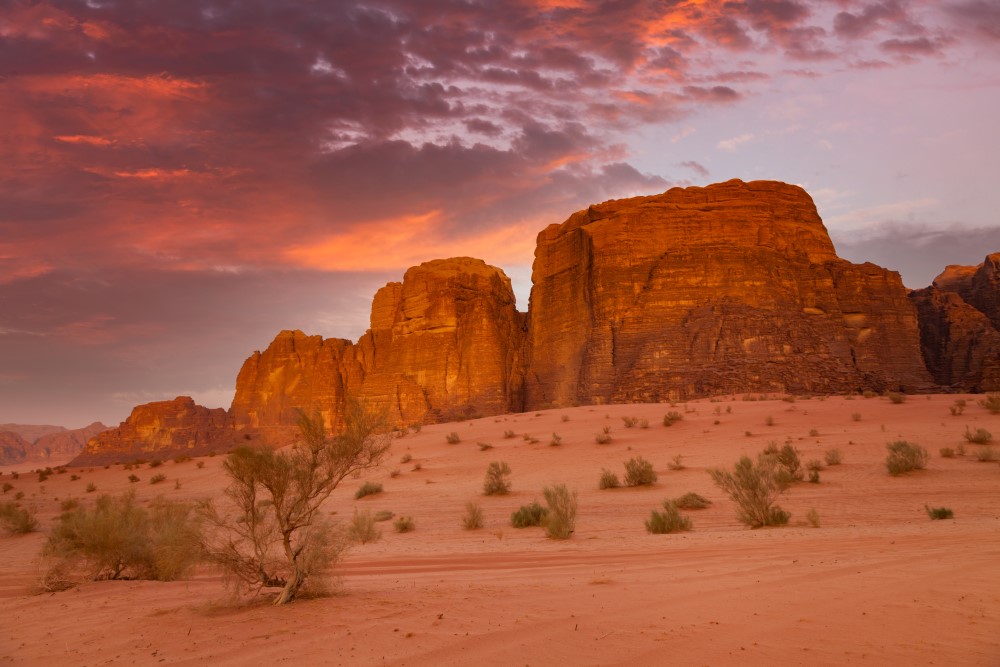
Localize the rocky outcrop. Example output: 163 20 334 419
71 397 236 465
0 431 29 465
230 258 525 442
0 422 108 465
523 179 931 405
910 253 1000 392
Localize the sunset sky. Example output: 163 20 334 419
1 0 998 427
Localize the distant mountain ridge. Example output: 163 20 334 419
0 422 108 466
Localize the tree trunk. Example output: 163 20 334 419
273 565 304 605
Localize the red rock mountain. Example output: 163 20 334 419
909 253 1000 391
68 180 997 464
0 422 108 465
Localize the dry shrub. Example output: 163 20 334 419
0 502 38 534
348 509 381 544
824 449 843 466
542 484 577 539
598 469 620 489
623 457 657 487
925 505 953 520
462 502 483 530
979 393 1000 414
645 501 691 534
393 516 415 533
709 455 791 528
354 481 383 499
673 492 711 509
963 427 993 445
510 501 547 528
885 440 928 475
663 412 682 427
483 461 512 496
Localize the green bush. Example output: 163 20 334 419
885 440 928 475
462 502 483 530
483 461 512 496
542 484 577 539
925 505 953 520
623 457 657 487
393 516 415 533
598 469 620 489
963 427 993 444
354 481 383 499
673 492 711 509
663 412 683 427
645 501 692 534
709 455 791 528
0 501 38 534
511 501 547 528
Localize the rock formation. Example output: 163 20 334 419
524 179 931 405
0 422 108 465
73 397 235 465
0 431 29 466
910 253 1000 391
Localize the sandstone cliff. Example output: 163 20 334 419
72 397 235 465
523 179 932 406
909 253 1000 392
0 422 108 465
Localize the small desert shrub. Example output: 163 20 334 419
950 399 966 416
477 441 494 451
957 443 966 456
939 447 955 458
925 505 953 520
445 432 461 445
393 516 415 533
150 473 167 485
389 468 401 477
412 462 422 471
0 502 38 534
709 455 791 528
355 481 384 499
173 455 191 464
483 461 512 496
851 412 862 422
462 502 483 530
410 423 422 433
598 469 620 489
806 459 824 473
808 469 820 484
149 459 163 468
622 416 638 428
862 390 877 398
887 392 905 404
85 483 97 493
196 461 205 469
885 440 929 475
663 412 682 427
824 449 843 466
2 482 13 494
974 447 997 463
623 457 657 487
603 425 611 434
542 484 577 539
595 433 612 444
549 433 562 446
10 472 18 480
37 470 50 482
511 501 547 528
400 453 412 464
673 492 711 509
808 429 819 437
761 442 803 486
806 508 821 528
14 491 23 500
645 501 691 534
503 430 516 439
69 474 80 482
765 416 775 427
639 418 649 429
373 510 394 522
964 427 993 444
60 498 79 512
348 509 381 544
45 491 201 581
561 415 570 422
668 455 685 471
978 393 1000 414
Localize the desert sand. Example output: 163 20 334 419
1 394 998 666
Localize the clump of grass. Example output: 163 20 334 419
561 415 570 422
963 427 993 445
69 474 80 482
639 418 649 429
623 456 657 487
542 484 577 539
0 502 38 534
1 483 12 494
354 481 384 499
483 461 512 496
477 442 494 451
510 501 547 528
667 454 685 471
348 509 381 544
974 447 997 463
808 428 819 437
60 498 79 512
400 453 412 464
709 454 791 528
808 469 820 484
663 412 682 427
885 440 928 475
373 510 394 522
950 399 966 416
824 449 842 466
806 508 820 528
598 469 620 489
445 432 461 445
195 461 205 469
645 501 692 534
851 412 862 422
85 483 97 493
503 430 516 439
393 516 415 533
925 505 953 520
806 459 824 473
149 474 167 485
595 433 612 444
549 433 562 446
978 393 1000 414
765 416 775 426
673 492 711 509
622 416 638 428
148 459 163 468
173 455 191 464
462 502 483 530
939 447 955 458
389 468 401 477
887 391 906 404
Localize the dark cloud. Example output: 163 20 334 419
679 160 711 178
945 1 1000 43
834 2 906 39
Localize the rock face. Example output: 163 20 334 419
72 397 235 465
0 422 108 465
230 258 525 442
910 253 1000 391
0 431 29 465
523 179 932 405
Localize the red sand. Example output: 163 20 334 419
2 394 998 665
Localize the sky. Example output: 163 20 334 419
1 0 999 428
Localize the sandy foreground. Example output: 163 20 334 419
1 394 998 666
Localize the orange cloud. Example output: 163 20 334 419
113 168 195 179
53 135 115 146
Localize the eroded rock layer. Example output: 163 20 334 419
524 179 932 406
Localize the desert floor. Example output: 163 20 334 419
1 394 998 666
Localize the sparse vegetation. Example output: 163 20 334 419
595 433 612 444
974 447 997 463
645 501 692 534
824 449 843 466
806 508 820 528
150 473 167 485
765 416 775 426
851 412 862 422
477 441 493 451
393 516 415 533
663 411 682 427
808 469 820 484
200 400 390 605
149 459 163 468
950 399 966 416
639 418 649 429
808 428 819 437
2 482 13 494
940 447 955 458
623 456 657 487
445 432 461 445
354 481 384 499
673 492 711 509
503 430 516 439
0 502 38 534
709 454 791 528
885 440 929 475
373 510 394 522
462 502 484 530
85 483 97 493
668 454 685 471
542 484 577 539
549 433 562 446
806 459 824 473
887 391 906 404
761 442 803 485
511 501 547 528
598 469 621 489
979 393 1000 414
963 427 993 445
400 453 412 464
622 416 638 428
483 461 512 496
60 498 79 512
348 509 381 544
925 505 953 520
